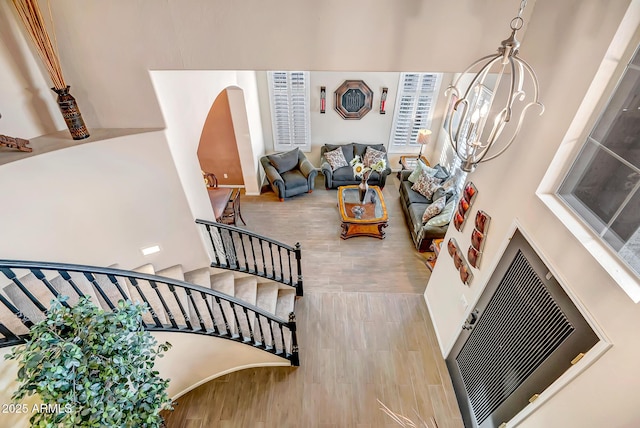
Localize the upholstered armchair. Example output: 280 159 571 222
260 148 317 201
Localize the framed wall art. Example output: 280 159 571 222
334 80 373 120
454 181 478 232
467 210 491 269
447 237 473 286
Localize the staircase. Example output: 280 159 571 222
0 260 299 366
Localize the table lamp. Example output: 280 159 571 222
417 129 432 160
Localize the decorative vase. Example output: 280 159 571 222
358 179 368 204
52 86 90 140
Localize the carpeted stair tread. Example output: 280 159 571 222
183 267 219 332
273 289 296 354
254 282 279 347
184 267 212 288
156 265 185 281
155 265 189 326
255 282 279 314
126 264 167 325
233 277 257 339
275 289 296 321
209 272 235 297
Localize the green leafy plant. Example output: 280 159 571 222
5 296 172 427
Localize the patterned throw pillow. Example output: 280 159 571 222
422 196 446 223
408 160 439 184
324 147 348 171
363 146 386 167
411 170 442 200
426 198 456 227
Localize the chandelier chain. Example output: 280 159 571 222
510 0 527 30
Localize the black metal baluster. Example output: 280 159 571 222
255 313 266 349
295 242 304 296
242 307 254 344
268 319 276 351
58 270 86 298
128 278 162 328
0 322 21 345
0 268 48 313
202 292 219 335
289 312 300 366
229 302 243 339
167 284 192 330
149 281 177 329
215 296 232 337
205 224 222 267
219 229 232 269
31 269 70 308
278 247 283 283
185 289 206 332
248 236 258 275
229 230 240 270
0 293 33 329
268 242 275 280
239 234 249 272
277 323 286 354
259 239 267 277
286 248 293 286
107 274 130 302
82 272 115 311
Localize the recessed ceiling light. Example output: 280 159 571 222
141 245 161 256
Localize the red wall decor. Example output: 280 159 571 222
320 86 326 114
380 87 388 114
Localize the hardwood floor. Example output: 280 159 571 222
162 176 464 428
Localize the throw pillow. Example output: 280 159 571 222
411 170 442 200
433 164 450 180
426 198 456 227
441 177 457 192
268 148 299 174
422 196 446 223
363 146 386 167
408 160 439 184
324 147 349 171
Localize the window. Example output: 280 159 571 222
267 71 311 152
389 73 441 153
558 46 640 277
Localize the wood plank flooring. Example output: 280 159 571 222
162 176 464 428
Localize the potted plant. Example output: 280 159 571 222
5 296 173 427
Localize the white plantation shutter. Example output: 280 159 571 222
268 71 311 152
389 73 440 153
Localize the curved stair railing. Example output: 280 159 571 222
0 260 299 366
196 219 303 296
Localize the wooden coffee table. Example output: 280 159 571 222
337 185 388 239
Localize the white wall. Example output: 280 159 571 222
150 71 265 217
0 131 208 272
0 1 64 138
426 1 640 427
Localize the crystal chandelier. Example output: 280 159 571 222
446 0 544 172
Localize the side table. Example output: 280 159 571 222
398 155 430 179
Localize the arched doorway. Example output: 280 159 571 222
197 88 245 187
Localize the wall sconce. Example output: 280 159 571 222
380 87 388 114
320 86 326 114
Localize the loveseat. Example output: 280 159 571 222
399 163 457 252
320 143 392 189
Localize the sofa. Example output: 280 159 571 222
399 163 457 252
260 148 318 201
320 143 392 189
